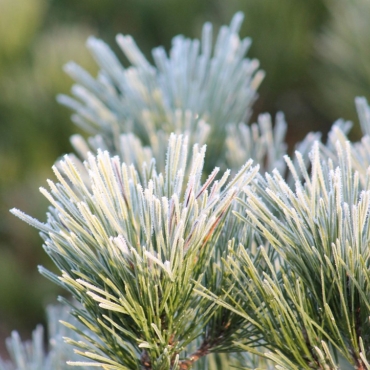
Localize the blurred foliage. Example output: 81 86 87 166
0 0 45 72
0 0 370 354
315 0 370 134
222 0 330 141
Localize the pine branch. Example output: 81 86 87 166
58 13 263 172
233 140 370 368
320 98 370 187
11 134 259 369
8 7 370 369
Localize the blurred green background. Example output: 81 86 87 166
1 0 369 355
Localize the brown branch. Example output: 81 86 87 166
140 350 151 370
355 362 366 370
178 341 211 370
141 321 228 369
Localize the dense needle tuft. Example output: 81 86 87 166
11 134 258 369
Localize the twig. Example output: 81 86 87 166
178 341 211 370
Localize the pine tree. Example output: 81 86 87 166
6 12 370 369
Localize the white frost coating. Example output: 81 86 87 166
59 13 263 172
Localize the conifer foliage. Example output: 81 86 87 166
12 134 258 369
7 12 370 370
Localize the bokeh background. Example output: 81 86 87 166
1 0 370 356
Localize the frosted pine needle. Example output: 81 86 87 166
11 134 258 369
